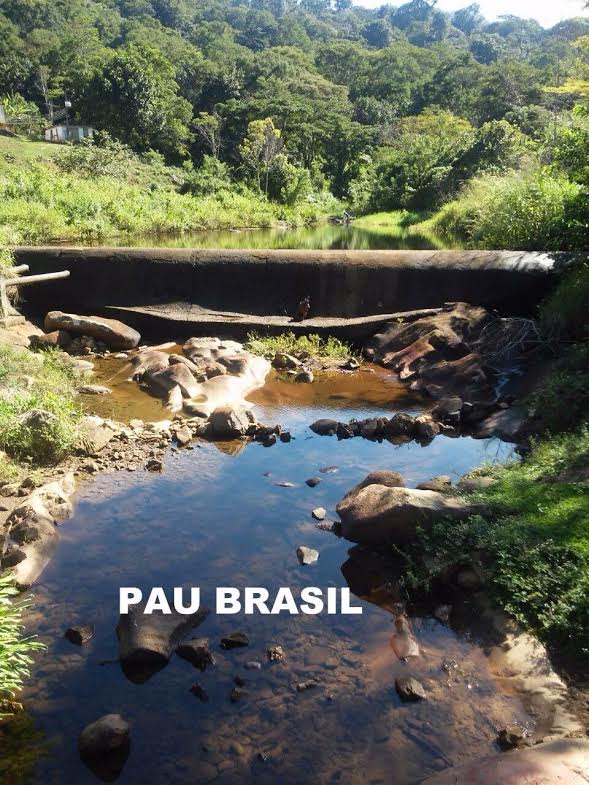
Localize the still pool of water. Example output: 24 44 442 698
5 367 526 785
71 224 451 251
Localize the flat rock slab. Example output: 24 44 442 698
419 739 589 785
45 311 140 350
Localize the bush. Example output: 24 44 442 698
540 256 589 340
245 331 353 360
427 169 587 250
0 347 80 465
412 428 589 655
0 574 44 715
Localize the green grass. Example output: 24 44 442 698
0 346 81 469
410 429 589 655
245 331 353 360
0 574 44 716
420 169 587 251
352 210 422 229
0 137 331 244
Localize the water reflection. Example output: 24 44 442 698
15 370 522 785
62 224 451 251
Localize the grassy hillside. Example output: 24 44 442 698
0 136 334 245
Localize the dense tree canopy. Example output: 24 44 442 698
0 0 587 202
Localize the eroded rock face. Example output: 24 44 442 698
367 303 499 411
1 473 76 588
45 311 141 350
418 739 589 785
337 484 474 546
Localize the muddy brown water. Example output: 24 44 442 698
3 360 531 785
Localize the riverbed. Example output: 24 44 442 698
4 363 532 785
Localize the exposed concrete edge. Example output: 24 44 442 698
103 305 442 342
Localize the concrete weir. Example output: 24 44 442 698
14 247 569 340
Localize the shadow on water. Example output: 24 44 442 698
11 365 524 785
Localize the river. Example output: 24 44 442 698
1 358 538 785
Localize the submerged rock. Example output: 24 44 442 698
45 311 140 350
79 713 130 782
267 645 285 662
220 632 249 649
65 624 94 645
418 739 589 785
395 676 426 702
305 477 321 487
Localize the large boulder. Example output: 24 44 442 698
419 739 589 785
410 353 495 404
340 471 405 504
207 406 255 439
45 311 140 351
337 484 474 546
144 363 200 399
1 474 74 588
116 603 209 683
473 406 530 442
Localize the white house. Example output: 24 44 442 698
45 124 94 143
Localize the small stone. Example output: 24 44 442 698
296 679 319 692
114 353 128 359
395 676 426 702
417 476 452 492
245 661 262 670
497 725 526 750
267 645 284 662
274 481 294 488
81 460 99 474
190 681 209 702
319 466 338 474
279 431 292 443
77 384 112 395
295 369 314 383
176 638 215 671
65 624 94 645
175 424 192 447
230 687 245 703
221 632 249 649
305 477 321 487
145 459 163 472
297 546 319 565
311 507 327 521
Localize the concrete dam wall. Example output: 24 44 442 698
13 247 568 340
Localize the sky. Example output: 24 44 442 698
355 0 588 28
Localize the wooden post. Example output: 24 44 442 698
0 268 70 326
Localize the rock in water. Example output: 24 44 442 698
76 384 112 395
176 638 215 671
208 406 254 439
395 676 426 702
116 604 209 683
311 507 327 521
65 624 94 645
391 614 420 659
220 632 249 649
267 645 285 662
45 311 140 350
297 546 319 565
337 485 474 546
79 714 130 781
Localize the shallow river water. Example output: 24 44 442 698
4 365 529 785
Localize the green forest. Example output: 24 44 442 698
0 0 588 248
